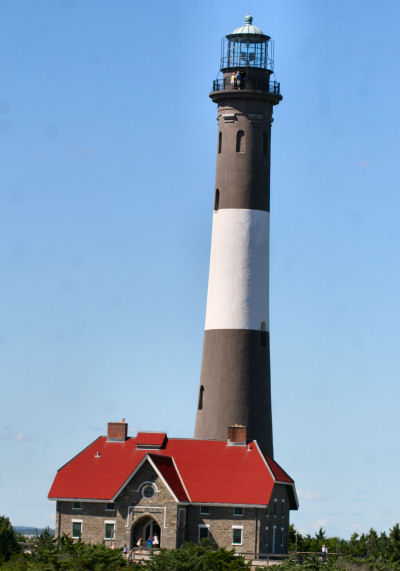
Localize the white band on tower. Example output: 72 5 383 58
204 208 270 331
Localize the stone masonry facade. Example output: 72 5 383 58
55 459 291 556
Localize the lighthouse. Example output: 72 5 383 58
194 15 282 457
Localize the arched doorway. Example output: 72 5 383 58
131 515 161 549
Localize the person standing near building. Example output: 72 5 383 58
322 544 328 563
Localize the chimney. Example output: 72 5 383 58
107 419 128 441
228 425 247 446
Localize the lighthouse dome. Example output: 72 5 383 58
231 15 265 37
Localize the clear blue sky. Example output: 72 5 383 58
1 0 399 538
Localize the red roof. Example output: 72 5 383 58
49 434 297 508
264 455 294 484
136 432 167 447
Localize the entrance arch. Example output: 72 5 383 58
131 515 161 549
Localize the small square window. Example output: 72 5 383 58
234 507 243 516
199 526 209 541
200 505 209 515
105 523 115 540
106 503 115 511
72 522 82 538
72 502 82 510
232 527 242 545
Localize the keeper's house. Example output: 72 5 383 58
48 420 297 554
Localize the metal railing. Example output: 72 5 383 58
212 78 280 95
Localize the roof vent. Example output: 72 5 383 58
227 425 247 446
107 420 128 442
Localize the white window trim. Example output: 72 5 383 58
136 481 159 494
232 525 243 546
71 519 83 539
199 505 210 515
104 520 116 540
198 524 210 542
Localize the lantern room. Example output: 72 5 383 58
221 15 274 72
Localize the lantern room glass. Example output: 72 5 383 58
221 36 274 71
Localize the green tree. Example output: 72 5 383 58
0 515 21 563
146 540 250 570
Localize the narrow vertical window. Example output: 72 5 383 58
273 499 277 516
214 189 220 211
232 526 243 545
105 522 115 540
263 132 269 155
218 131 222 153
236 130 245 152
199 525 209 542
280 527 285 546
198 385 204 410
264 526 269 547
281 499 285 516
260 321 267 347
72 521 82 539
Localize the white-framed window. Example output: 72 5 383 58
280 527 285 547
198 524 210 542
264 526 269 547
72 502 82 510
106 502 115 511
72 520 82 539
232 525 243 545
233 506 243 516
104 521 115 540
138 481 158 498
281 499 285 517
200 505 209 515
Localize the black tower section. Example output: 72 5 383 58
194 16 282 457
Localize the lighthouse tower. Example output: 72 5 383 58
194 16 282 457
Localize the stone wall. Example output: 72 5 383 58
56 458 179 549
55 461 291 555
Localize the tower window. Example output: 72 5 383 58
263 132 269 155
198 385 204 410
236 130 245 153
260 322 267 346
218 131 222 153
214 189 220 211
